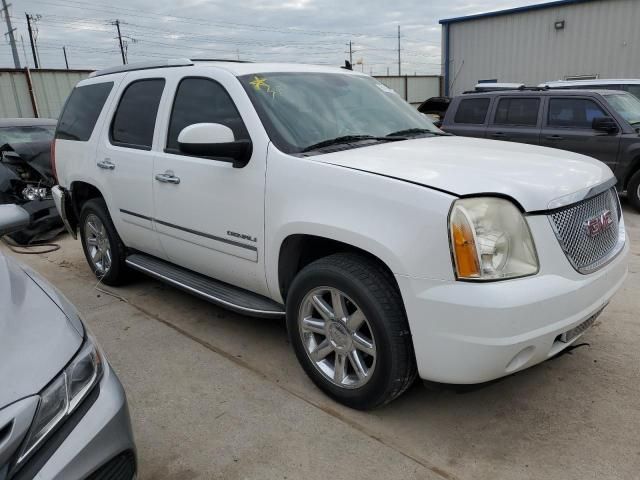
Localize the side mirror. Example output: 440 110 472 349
178 123 252 168
592 116 619 133
0 204 30 237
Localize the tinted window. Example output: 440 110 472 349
167 78 249 152
111 79 165 149
56 82 113 141
548 98 606 128
454 98 490 124
627 85 640 100
494 98 540 126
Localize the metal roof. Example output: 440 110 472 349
439 0 597 25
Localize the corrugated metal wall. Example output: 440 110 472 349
374 75 442 104
445 0 640 95
0 69 90 119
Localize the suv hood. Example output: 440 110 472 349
314 136 614 212
0 252 82 408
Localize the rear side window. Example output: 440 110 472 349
56 82 113 141
111 79 165 150
166 77 249 153
548 98 606 128
494 98 540 126
454 98 490 124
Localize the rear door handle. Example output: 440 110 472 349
155 171 180 184
545 135 564 141
97 159 115 170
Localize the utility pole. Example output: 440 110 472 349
25 13 39 68
397 25 401 76
63 46 69 69
348 41 353 65
2 0 20 68
113 20 126 64
20 35 29 68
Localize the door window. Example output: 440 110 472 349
548 98 607 128
493 98 540 126
166 77 249 153
454 98 490 124
110 79 165 150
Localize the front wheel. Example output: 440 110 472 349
627 170 640 212
286 253 417 410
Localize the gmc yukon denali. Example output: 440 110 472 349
51 59 629 409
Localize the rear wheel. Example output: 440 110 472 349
627 170 640 212
286 252 417 410
79 198 128 285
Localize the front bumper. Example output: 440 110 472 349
398 226 630 384
12 362 136 480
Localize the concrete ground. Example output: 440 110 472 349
4 202 640 480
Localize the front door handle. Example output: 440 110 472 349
545 135 564 141
155 171 180 184
97 159 115 170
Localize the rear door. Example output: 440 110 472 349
442 97 491 138
485 96 541 145
95 73 167 259
540 96 621 171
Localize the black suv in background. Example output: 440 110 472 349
441 89 640 210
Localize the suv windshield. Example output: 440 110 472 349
604 92 640 126
239 72 440 154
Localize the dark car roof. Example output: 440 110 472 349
460 89 620 98
0 118 57 128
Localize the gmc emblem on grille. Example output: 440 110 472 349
584 210 614 237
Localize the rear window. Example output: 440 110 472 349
110 79 165 150
56 82 113 141
0 125 55 145
454 98 490 124
494 98 540 126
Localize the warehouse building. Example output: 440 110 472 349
440 0 640 96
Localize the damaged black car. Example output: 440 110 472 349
0 118 63 245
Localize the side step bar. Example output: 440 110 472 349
125 253 285 318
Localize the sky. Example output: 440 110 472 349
2 0 557 75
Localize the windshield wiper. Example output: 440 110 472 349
300 135 400 153
386 128 445 138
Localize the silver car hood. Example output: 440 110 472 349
0 252 83 408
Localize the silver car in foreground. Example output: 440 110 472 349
0 205 136 479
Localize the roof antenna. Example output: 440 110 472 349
342 60 353 71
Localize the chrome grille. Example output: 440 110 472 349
548 187 624 274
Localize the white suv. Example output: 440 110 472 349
52 59 629 409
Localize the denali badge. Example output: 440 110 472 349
584 210 614 237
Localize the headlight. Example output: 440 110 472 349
449 197 539 281
15 337 103 466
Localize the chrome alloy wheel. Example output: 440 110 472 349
298 287 377 389
84 214 112 276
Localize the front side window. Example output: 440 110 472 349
239 72 439 154
454 98 490 125
166 77 249 153
626 85 640 101
493 98 540 126
548 98 607 128
605 93 640 127
111 79 165 149
56 82 113 141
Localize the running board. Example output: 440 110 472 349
125 253 285 318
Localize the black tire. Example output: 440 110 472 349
627 170 640 212
79 198 128 286
286 252 417 410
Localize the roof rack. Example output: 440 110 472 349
463 85 550 94
190 58 252 63
89 58 193 78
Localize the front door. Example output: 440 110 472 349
152 73 269 296
95 73 167 259
485 96 541 145
540 96 621 172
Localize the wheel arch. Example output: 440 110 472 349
276 233 402 303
